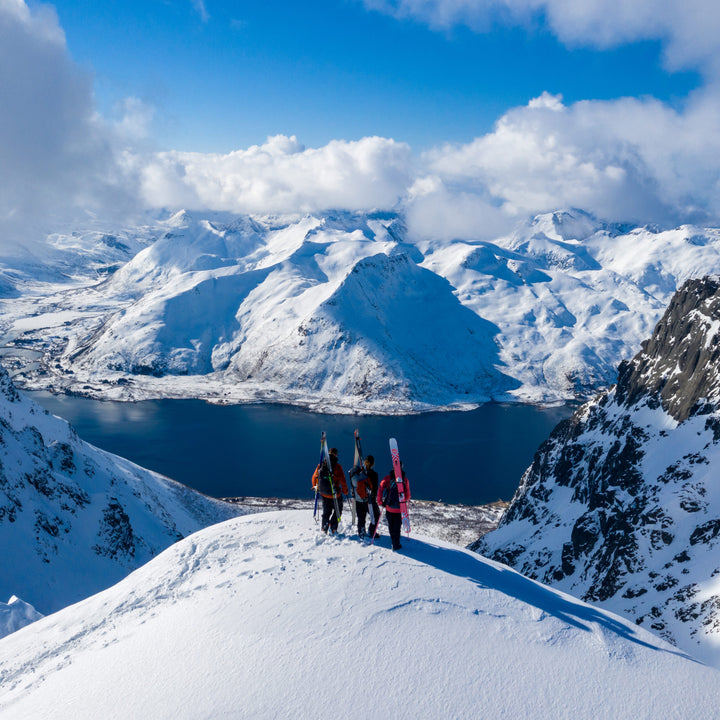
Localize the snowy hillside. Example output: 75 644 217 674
477 276 720 667
2 209 720 411
1 511 718 720
0 364 243 623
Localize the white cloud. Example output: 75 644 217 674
191 0 209 23
114 98 155 143
139 135 414 214
355 1 720 235
0 0 138 253
3 0 720 255
404 175 514 240
421 92 720 228
362 0 720 77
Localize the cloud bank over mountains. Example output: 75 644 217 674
2 0 720 249
137 135 414 215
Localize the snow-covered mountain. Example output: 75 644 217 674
0 364 243 625
1 511 718 720
3 209 720 412
476 276 720 667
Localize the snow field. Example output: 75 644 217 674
1 511 718 720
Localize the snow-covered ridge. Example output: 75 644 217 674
0 596 43 638
1 511 718 720
2 209 720 412
477 276 720 667
0 363 244 621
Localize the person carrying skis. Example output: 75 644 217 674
377 463 410 551
311 447 348 534
349 454 378 538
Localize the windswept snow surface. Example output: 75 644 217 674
0 512 718 720
4 209 720 411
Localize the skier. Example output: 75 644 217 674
377 463 411 551
349 454 378 538
311 447 348 534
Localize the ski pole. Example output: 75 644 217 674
370 506 384 545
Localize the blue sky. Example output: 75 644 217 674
50 0 700 153
3 0 720 245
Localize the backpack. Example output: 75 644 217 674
382 479 399 508
317 462 334 496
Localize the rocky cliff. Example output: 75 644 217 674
476 276 720 666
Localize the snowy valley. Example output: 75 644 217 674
2 209 720 412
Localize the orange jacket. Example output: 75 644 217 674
312 461 347 498
354 475 372 501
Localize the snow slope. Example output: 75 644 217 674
0 511 717 720
3 209 720 411
0 597 43 637
0 364 244 619
477 277 720 667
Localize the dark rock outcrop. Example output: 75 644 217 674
476 276 720 665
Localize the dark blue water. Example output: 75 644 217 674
29 393 572 505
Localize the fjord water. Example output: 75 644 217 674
29 392 572 505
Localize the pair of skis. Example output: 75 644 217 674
370 437 410 542
313 431 341 527
389 437 411 536
351 429 371 533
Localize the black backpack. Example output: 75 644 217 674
382 478 400 508
318 462 334 496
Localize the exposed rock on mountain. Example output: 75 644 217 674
0 365 243 620
476 276 720 666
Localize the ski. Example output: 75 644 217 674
354 429 375 529
347 430 360 527
321 431 342 528
313 435 323 523
389 437 410 535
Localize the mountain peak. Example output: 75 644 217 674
616 274 720 421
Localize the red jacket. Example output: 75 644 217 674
377 473 410 513
312 461 347 498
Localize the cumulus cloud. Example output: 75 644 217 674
139 135 414 214
357 0 720 237
362 0 720 77
418 91 720 230
128 89 720 239
404 175 513 241
0 0 138 254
